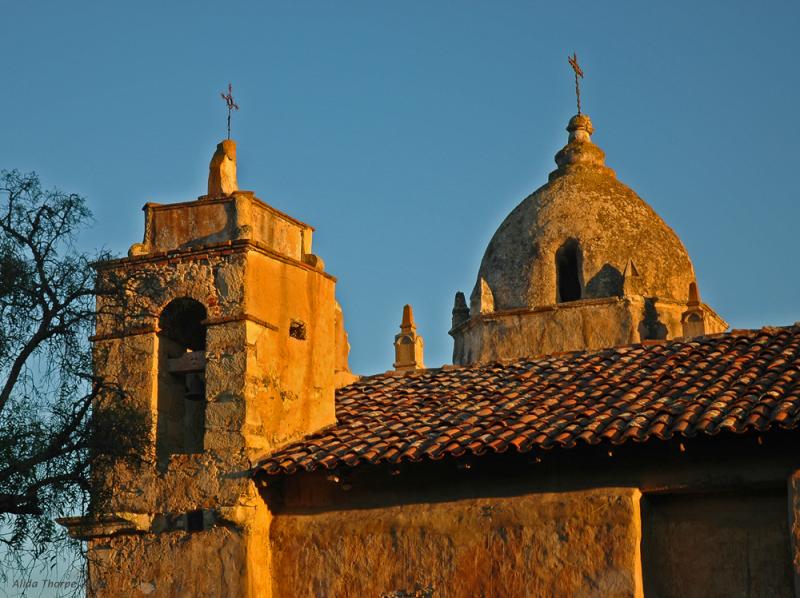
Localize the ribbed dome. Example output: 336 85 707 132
471 114 696 312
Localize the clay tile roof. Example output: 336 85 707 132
256 325 800 476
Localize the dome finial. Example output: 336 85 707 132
550 112 614 180
567 113 594 143
565 54 593 143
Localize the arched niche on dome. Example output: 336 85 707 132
156 297 207 466
556 239 583 303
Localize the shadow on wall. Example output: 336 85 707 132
585 263 623 298
639 298 668 341
179 201 238 250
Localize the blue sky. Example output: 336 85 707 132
1 0 799 380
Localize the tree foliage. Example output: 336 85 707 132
0 170 142 572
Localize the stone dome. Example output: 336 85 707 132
471 114 697 312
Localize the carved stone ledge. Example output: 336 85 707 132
57 513 153 540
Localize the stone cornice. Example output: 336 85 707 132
449 296 727 336
95 239 337 283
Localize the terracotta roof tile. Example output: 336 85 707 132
257 326 800 476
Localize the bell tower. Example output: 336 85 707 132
62 139 352 596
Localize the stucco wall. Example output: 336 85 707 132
89 526 250 598
243 250 337 453
270 488 643 598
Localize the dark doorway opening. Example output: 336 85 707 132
641 490 793 597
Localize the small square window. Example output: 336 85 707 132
186 509 204 532
289 320 307 340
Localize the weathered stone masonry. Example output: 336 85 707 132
63 144 352 596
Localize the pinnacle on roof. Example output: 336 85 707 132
394 304 425 372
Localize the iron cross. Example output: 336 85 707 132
220 83 239 139
567 53 584 115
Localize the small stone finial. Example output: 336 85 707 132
401 304 414 330
394 304 425 372
469 277 495 316
452 291 470 329
681 282 706 338
687 281 700 305
622 259 642 296
207 139 238 198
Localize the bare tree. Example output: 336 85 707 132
0 170 143 578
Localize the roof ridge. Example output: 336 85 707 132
340 324 800 389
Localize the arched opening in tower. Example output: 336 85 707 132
556 240 582 303
156 297 207 466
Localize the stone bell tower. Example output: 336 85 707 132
62 139 352 596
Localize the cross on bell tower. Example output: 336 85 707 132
220 83 239 140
